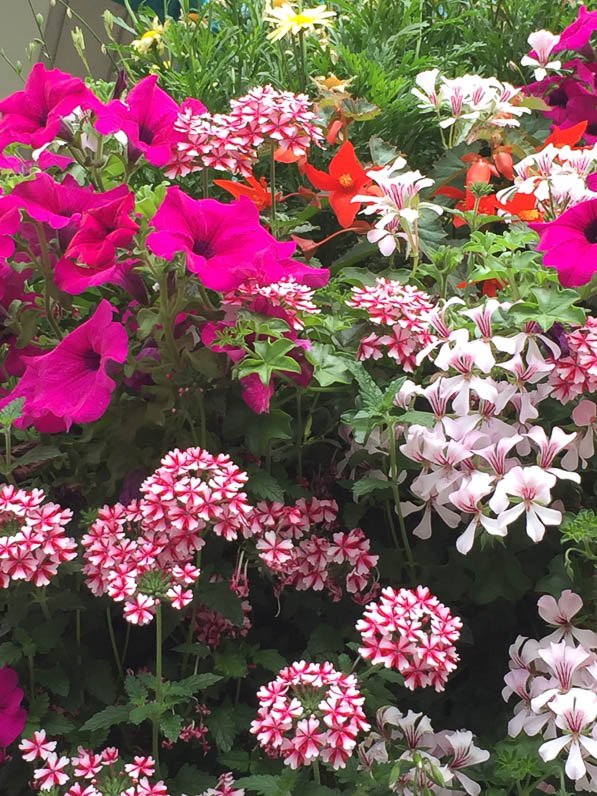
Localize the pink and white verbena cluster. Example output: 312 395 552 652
0 484 76 587
166 85 324 178
504 590 597 791
346 279 436 371
198 773 245 796
359 707 489 795
548 316 597 403
247 497 379 603
81 446 253 625
356 586 462 692
20 733 168 795
497 142 597 220
221 277 320 332
388 296 583 553
250 660 370 770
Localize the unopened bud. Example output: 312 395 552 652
72 27 85 52
100 43 107 55
36 13 44 25
468 181 494 198
103 9 114 35
66 6 72 18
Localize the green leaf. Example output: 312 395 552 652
160 713 183 742
251 648 287 672
246 468 285 502
352 476 392 498
199 579 244 625
172 642 210 658
0 397 24 428
37 666 69 697
44 713 75 735
369 136 401 166
398 410 436 427
344 360 383 409
85 659 117 705
215 649 247 678
125 674 148 704
235 775 291 796
507 286 586 331
306 343 353 388
245 409 293 456
80 705 130 732
130 703 159 724
169 673 223 697
0 642 21 665
206 703 237 752
236 338 301 386
171 765 214 796
13 445 63 467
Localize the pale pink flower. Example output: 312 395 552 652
521 30 561 81
537 590 597 649
539 688 597 782
488 466 561 543
448 471 506 554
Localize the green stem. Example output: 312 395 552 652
3 428 15 486
152 602 163 776
37 588 52 622
270 143 277 230
27 654 35 702
27 0 54 65
388 422 415 579
44 279 63 341
297 390 303 482
202 167 210 199
297 30 307 92
312 759 321 785
198 390 206 449
106 604 124 681
76 608 82 665
384 499 401 551
53 0 119 69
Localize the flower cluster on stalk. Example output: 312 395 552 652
81 446 253 624
0 484 76 587
356 586 462 692
250 661 370 770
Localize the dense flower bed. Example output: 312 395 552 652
1 1 597 794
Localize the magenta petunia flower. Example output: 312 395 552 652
0 63 101 153
0 198 20 259
0 666 26 748
147 188 295 290
552 5 597 55
2 299 128 432
530 198 597 286
56 191 140 293
95 75 181 167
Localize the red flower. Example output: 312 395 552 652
545 120 588 148
303 141 371 227
435 186 498 228
213 172 279 211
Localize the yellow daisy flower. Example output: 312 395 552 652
264 3 336 42
132 17 165 55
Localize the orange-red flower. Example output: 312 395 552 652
303 140 371 227
495 192 543 223
213 172 280 211
545 120 588 148
435 186 498 228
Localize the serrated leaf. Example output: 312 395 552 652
344 360 383 409
37 666 69 697
0 641 21 665
206 703 237 752
199 579 244 626
80 705 130 732
352 476 392 498
130 703 160 724
125 674 149 704
246 468 285 502
85 659 117 705
160 713 183 742
235 775 288 796
251 648 286 672
215 650 247 678
44 713 75 735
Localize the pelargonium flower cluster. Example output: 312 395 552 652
250 660 370 770
346 278 436 371
359 707 489 795
412 69 530 143
166 84 323 178
393 298 580 553
497 142 597 223
352 157 443 258
0 484 75 587
81 446 253 624
247 497 379 603
356 586 462 692
548 316 597 402
20 733 169 795
504 590 597 790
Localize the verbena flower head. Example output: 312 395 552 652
250 661 369 770
531 198 597 286
95 75 183 167
0 485 75 587
21 738 168 795
356 586 462 691
0 63 100 152
82 446 253 624
199 772 245 796
147 187 296 291
0 666 27 749
1 299 128 432
264 2 336 42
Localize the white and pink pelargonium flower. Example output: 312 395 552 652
488 465 561 543
448 471 506 555
563 399 597 470
537 590 597 649
538 688 597 783
521 30 561 81
433 729 490 796
526 426 579 482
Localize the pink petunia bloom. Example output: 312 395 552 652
0 666 27 747
0 63 101 152
60 191 139 285
530 199 597 286
552 5 597 55
0 198 20 259
147 188 327 291
1 299 128 432
95 75 185 167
